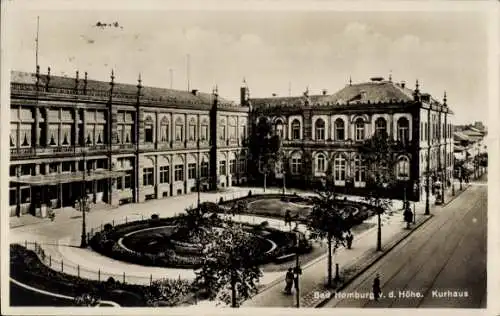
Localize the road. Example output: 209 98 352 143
323 178 487 308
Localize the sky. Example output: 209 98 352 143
4 1 493 125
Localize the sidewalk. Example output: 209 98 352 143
243 181 469 307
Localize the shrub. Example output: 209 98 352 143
151 214 159 220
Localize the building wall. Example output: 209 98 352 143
9 75 250 216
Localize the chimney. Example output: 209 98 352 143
191 89 198 96
322 89 328 95
401 81 406 89
360 90 367 100
240 78 248 106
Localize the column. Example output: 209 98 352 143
73 108 79 147
92 160 97 203
170 155 174 196
155 112 159 150
184 153 188 194
34 108 39 147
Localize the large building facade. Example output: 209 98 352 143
247 77 454 202
9 68 249 217
9 69 453 216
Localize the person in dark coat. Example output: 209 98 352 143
284 210 292 229
284 268 294 295
373 274 381 301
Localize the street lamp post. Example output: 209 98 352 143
198 157 205 209
293 222 302 308
80 149 88 248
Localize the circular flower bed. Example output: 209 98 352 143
89 216 311 269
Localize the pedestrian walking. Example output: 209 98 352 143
372 274 381 301
284 268 294 295
284 210 292 229
346 231 354 249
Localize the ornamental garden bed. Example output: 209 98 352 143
9 244 193 307
90 215 312 269
220 194 375 226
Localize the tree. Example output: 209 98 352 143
358 132 396 251
306 177 354 287
248 117 281 191
192 220 263 307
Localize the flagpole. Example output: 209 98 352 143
35 16 40 68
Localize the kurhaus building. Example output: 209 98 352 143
9 67 249 217
9 68 453 217
247 76 454 202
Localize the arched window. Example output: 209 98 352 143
219 119 226 140
200 119 209 141
315 119 325 141
354 155 365 183
334 154 346 182
175 117 184 142
397 117 410 143
228 117 237 140
290 152 302 174
316 153 326 173
291 119 301 140
160 117 169 142
396 156 410 179
355 118 365 141
375 118 387 137
188 118 197 141
144 115 154 143
275 119 284 139
334 119 345 140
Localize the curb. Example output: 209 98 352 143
313 185 470 308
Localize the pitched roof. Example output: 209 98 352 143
250 80 426 107
11 70 235 106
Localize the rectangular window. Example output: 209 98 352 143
175 125 183 142
124 125 132 143
10 123 17 147
160 124 169 142
62 162 72 172
189 125 196 141
160 166 170 183
124 171 132 189
143 167 154 186
48 124 59 146
20 187 31 204
230 159 236 175
116 125 123 144
238 159 245 173
201 161 209 177
219 161 226 175
9 188 17 206
201 125 208 141
145 125 153 143
116 177 123 190
174 165 184 182
219 126 226 140
291 158 302 174
96 160 106 169
188 163 196 179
